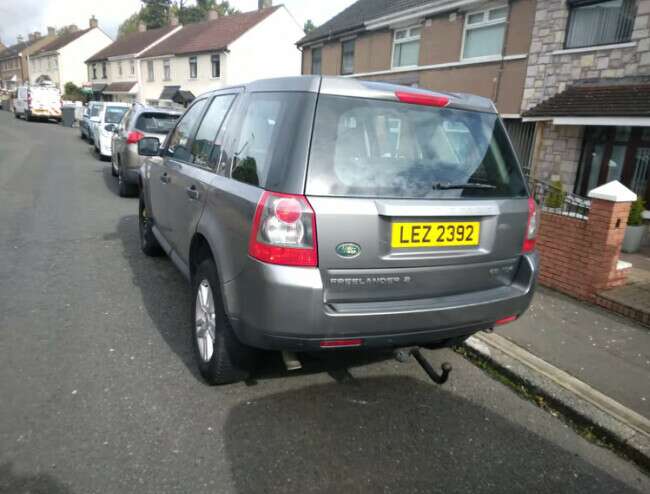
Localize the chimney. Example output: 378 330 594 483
258 0 272 9
169 12 179 26
208 9 219 21
33 31 41 39
16 34 23 43
28 33 35 42
47 26 55 37
138 21 147 32
89 15 98 29
70 24 79 32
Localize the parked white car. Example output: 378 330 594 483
92 102 130 160
14 84 62 122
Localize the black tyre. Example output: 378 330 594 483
192 258 257 385
14 111 19 119
25 111 31 122
139 195 164 257
118 166 137 197
111 156 118 177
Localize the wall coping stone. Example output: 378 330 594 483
588 181 637 203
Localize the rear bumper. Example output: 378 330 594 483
225 253 539 351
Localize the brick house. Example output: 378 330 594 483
297 0 539 168
521 0 650 204
86 24 181 103
0 29 57 90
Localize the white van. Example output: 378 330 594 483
14 84 62 122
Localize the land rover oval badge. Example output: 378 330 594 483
336 242 361 259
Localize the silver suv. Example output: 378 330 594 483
111 104 181 197
137 77 539 385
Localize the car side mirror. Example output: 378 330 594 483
104 123 117 133
138 137 160 157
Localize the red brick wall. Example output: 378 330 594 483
536 199 631 301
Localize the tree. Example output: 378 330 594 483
62 82 86 102
56 25 79 36
304 19 316 34
118 12 141 38
140 0 173 29
172 0 239 24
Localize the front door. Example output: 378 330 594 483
576 127 650 201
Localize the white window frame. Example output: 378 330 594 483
163 58 171 81
130 59 135 76
189 56 197 79
118 61 123 77
460 5 508 61
391 25 422 69
147 60 154 82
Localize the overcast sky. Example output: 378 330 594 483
0 0 355 46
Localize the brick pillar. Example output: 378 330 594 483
585 181 636 300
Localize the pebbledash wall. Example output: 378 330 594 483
522 0 650 187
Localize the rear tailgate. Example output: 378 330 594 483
30 87 61 116
305 93 530 305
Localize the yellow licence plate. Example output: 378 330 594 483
391 222 480 248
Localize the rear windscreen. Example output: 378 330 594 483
105 107 128 124
136 113 179 134
306 95 528 199
90 105 101 117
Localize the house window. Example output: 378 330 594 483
392 26 421 68
92 63 97 79
311 47 322 74
341 40 355 75
147 60 154 82
565 0 635 49
189 56 197 79
47 57 51 70
130 59 135 75
211 54 220 78
163 59 171 81
462 6 508 60
118 61 123 77
53 57 58 69
102 62 107 79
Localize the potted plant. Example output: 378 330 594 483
622 198 646 253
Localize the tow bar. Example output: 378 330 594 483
395 347 452 385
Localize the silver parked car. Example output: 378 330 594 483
111 104 181 197
137 76 539 385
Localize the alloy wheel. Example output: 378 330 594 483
195 280 216 362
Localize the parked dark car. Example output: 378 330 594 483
137 76 539 385
111 104 181 197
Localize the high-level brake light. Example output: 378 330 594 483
395 91 449 108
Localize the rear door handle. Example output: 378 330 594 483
186 185 200 200
160 173 171 184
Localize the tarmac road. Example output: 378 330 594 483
0 111 648 493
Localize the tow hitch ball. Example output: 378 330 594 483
395 347 452 385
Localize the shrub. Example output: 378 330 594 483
628 198 645 226
544 179 566 209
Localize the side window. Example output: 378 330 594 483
229 93 287 186
191 95 236 170
166 99 207 162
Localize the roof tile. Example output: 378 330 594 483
86 26 177 63
31 28 92 57
140 6 279 58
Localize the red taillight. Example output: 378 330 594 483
395 91 449 107
496 315 518 326
127 131 145 144
249 191 318 267
320 339 363 348
522 197 538 253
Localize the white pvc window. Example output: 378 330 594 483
163 59 171 81
392 26 421 68
462 5 508 60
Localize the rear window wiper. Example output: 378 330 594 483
432 182 497 190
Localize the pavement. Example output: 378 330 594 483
499 287 650 419
1 111 650 493
598 248 650 326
